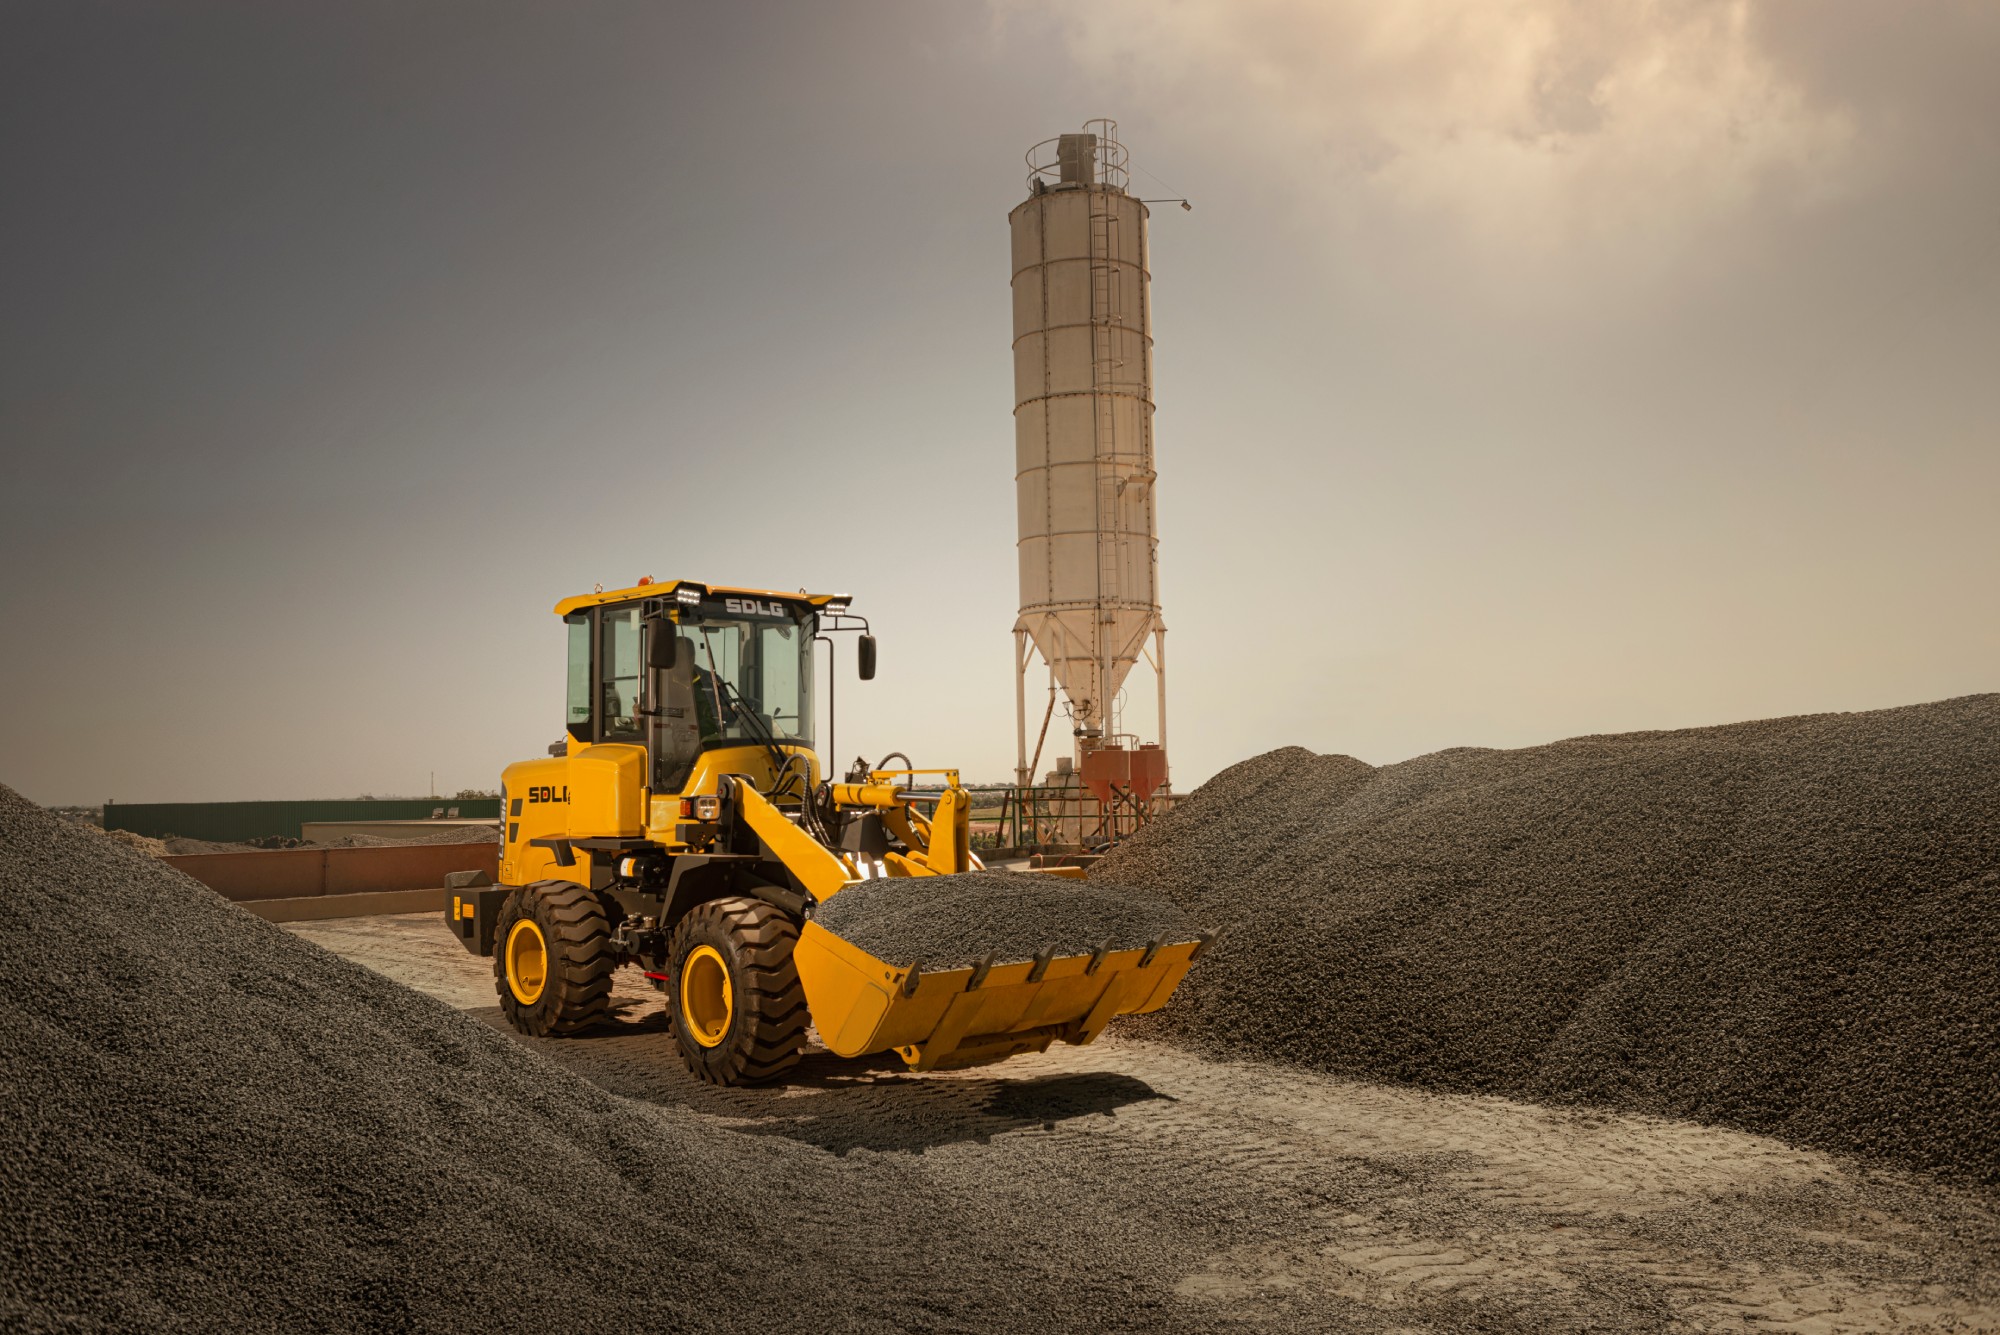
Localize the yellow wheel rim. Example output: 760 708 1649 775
505 918 548 1006
680 944 733 1048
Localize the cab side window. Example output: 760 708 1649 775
565 613 592 740
598 606 643 742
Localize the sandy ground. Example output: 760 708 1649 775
290 912 2000 1333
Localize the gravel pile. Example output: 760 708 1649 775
309 824 501 848
146 826 501 854
6 769 1995 1332
813 870 1189 969
96 827 170 857
160 835 255 854
1095 694 2000 1186
0 784 799 1331
405 822 500 845
0 783 1291 1333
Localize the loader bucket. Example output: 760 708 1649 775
791 921 1204 1073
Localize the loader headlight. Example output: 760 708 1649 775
824 595 851 614
674 584 702 608
678 795 722 822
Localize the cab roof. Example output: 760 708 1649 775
553 579 847 618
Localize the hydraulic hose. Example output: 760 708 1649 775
875 752 914 789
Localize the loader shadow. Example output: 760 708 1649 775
718 1069 1168 1156
470 1005 1169 1156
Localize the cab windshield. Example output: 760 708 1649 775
668 612 813 747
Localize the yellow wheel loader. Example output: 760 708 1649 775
446 578 1204 1085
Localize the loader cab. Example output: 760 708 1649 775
563 592 816 794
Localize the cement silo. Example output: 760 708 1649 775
1011 121 1168 799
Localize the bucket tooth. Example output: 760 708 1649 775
1027 946 1055 983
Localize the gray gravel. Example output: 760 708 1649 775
1 784 781 1332
159 834 261 854
309 824 502 848
813 871 1190 968
0 781 1385 1333
154 825 502 853
1094 694 2000 1186
5 776 1995 1333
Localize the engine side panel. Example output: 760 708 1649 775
566 744 647 837
497 743 644 885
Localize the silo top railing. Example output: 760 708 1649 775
1024 119 1131 193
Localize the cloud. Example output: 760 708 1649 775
1002 1 1858 278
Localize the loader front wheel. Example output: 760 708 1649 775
666 896 807 1086
494 880 613 1037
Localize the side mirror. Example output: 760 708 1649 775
647 617 677 669
857 635 877 681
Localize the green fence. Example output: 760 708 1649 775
104 798 502 843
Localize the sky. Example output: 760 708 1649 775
2 0 1995 805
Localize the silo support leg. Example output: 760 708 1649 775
1014 627 1031 790
1154 626 1169 791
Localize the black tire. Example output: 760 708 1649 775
666 895 808 1086
494 879 614 1037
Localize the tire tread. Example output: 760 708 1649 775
667 895 808 1086
494 879 615 1038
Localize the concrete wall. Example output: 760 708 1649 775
164 842 498 903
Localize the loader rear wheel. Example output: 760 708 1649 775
666 896 807 1086
494 880 613 1037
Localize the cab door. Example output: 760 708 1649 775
568 604 647 837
